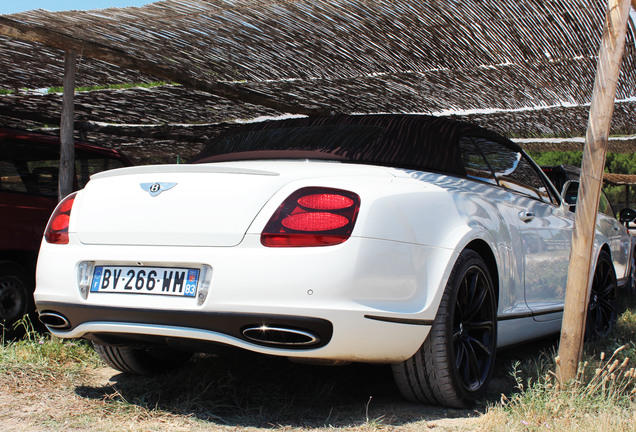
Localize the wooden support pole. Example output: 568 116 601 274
556 0 631 384
59 50 76 202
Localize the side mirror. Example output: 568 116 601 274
619 208 636 225
561 180 579 211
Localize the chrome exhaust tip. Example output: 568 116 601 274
38 311 71 330
242 325 320 347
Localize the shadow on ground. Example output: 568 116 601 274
74 337 559 428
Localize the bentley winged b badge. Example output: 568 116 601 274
140 182 177 197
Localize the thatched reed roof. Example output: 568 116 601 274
604 173 636 185
0 0 635 162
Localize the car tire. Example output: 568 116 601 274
392 249 497 407
627 247 636 296
93 342 193 375
586 250 617 338
0 262 33 339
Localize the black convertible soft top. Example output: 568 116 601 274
192 114 518 176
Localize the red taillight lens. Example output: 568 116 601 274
282 213 349 231
297 194 354 210
261 187 360 247
45 192 78 244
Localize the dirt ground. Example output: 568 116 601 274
0 369 481 431
0 339 548 432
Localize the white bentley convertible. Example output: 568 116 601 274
34 114 635 407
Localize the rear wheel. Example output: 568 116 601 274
627 248 636 296
93 342 192 375
392 249 497 407
586 250 617 338
0 262 33 339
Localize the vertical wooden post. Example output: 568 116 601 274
59 50 77 202
556 0 631 384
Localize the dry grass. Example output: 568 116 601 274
0 326 479 431
2 297 636 431
477 347 636 431
476 296 636 432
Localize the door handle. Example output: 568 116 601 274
519 211 535 222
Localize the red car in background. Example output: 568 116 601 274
0 128 132 337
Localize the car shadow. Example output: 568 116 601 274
72 338 558 429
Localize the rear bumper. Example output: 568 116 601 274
35 235 453 362
37 301 333 349
36 300 433 362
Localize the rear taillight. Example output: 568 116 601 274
261 187 360 247
45 192 78 244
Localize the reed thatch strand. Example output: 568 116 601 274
0 0 634 160
0 0 634 114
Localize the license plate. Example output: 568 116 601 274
90 266 199 297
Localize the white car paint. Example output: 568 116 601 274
36 158 628 359
33 114 635 407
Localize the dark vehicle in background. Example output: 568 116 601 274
541 165 580 193
542 164 628 221
0 128 132 337
542 165 619 218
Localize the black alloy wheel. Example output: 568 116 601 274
392 249 497 407
0 262 32 338
628 248 636 295
452 261 497 394
586 250 617 338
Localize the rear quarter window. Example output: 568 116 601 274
0 161 28 193
458 137 497 185
1 137 128 196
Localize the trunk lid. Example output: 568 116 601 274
74 164 283 247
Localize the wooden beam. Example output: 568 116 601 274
0 105 59 125
59 50 76 201
556 0 632 384
0 105 231 142
0 17 332 116
76 121 226 142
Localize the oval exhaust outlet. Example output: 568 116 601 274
38 311 71 330
242 325 319 347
